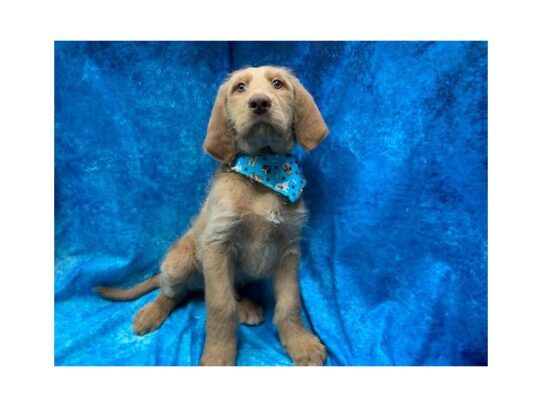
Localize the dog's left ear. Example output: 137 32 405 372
290 76 329 152
203 83 236 163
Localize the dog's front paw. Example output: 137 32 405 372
199 351 236 366
238 298 264 326
284 332 327 366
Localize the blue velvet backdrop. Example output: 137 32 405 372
54 41 487 366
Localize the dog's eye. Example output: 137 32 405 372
272 79 282 89
236 82 247 93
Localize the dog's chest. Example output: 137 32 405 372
235 194 306 278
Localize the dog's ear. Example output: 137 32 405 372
291 75 329 152
203 83 236 163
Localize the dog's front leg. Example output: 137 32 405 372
200 245 238 366
272 246 327 366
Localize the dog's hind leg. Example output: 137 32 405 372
133 231 202 335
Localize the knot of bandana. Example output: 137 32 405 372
230 153 306 203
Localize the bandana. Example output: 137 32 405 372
230 153 306 203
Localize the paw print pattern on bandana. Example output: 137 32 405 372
231 153 307 203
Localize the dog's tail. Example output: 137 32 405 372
95 275 160 302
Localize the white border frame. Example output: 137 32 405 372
1 1 541 406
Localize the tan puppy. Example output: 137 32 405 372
96 66 329 366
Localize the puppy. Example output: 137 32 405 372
96 66 329 366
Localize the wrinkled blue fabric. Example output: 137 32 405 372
55 41 487 366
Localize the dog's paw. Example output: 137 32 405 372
238 298 264 326
199 351 236 366
284 332 327 366
132 302 168 335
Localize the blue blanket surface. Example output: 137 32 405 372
54 41 487 366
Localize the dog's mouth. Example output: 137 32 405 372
238 143 290 156
258 146 274 154
236 122 294 156
245 120 276 133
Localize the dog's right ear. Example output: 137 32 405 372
203 83 236 163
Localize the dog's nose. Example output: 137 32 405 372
248 94 272 115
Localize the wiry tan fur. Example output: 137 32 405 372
96 66 329 366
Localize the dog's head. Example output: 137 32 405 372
203 66 329 163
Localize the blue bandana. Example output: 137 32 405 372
230 153 306 203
